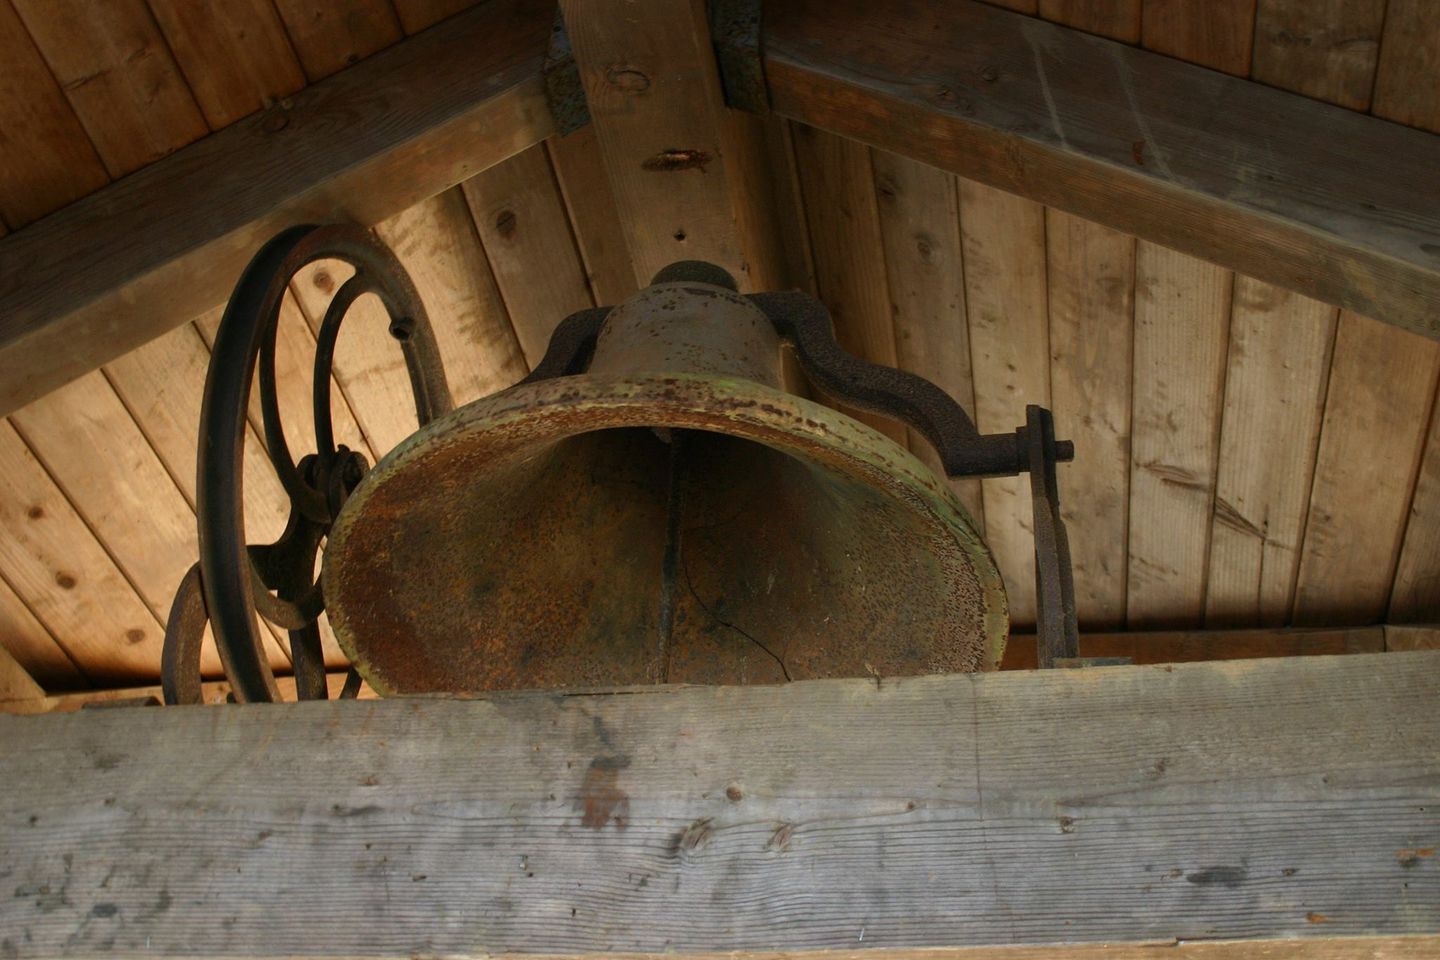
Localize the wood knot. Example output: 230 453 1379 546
606 66 651 93
55 572 77 590
642 149 712 173
725 785 743 802
494 209 518 237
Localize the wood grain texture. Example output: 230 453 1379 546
0 0 108 228
792 125 905 443
374 189 529 405
462 145 597 366
1045 209 1133 628
1385 623 1440 651
146 0 307 129
1390 391 1440 622
11 0 208 177
1372 0 1440 133
1252 0 1386 111
1293 315 1440 625
1000 624 1383 669
558 0 743 287
1039 0 1140 42
1205 279 1336 627
959 181 1050 626
1140 0 1256 76
0 0 553 417
2 651 1436 954
1127 243 1230 628
763 0 1440 341
871 150 984 529
0 576 77 691
0 637 43 702
270 0 402 81
392 0 483 33
547 128 640 307
0 421 161 684
0 670 378 716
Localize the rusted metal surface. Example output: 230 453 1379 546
1025 404 1079 668
325 374 1007 695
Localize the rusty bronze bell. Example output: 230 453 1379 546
169 226 1072 705
323 262 1008 695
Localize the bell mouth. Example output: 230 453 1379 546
323 372 1008 695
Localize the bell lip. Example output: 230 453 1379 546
325 372 1010 695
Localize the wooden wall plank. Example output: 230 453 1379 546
871 150 984 529
270 0 403 82
0 0 553 416
392 0 482 33
0 575 79 691
2 652 1436 953
1373 0 1440 133
1385 624 1440 651
1039 0 1141 43
958 181 1050 626
1293 317 1440 625
763 0 1440 342
374 190 529 406
0 0 108 228
1044 210 1133 628
11 0 208 177
1139 0 1257 76
792 125 905 444
0 637 44 703
547 128 640 307
1001 624 1382 669
462 145 595 366
8 378 226 676
0 421 162 684
1127 244 1230 628
1251 0 1387 111
1205 279 1336 626
146 0 307 130
1390 394 1440 622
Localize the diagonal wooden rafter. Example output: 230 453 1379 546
1 0 1438 418
764 0 1440 342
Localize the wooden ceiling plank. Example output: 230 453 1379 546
958 180 1051 627
1139 0 1257 77
9 376 229 676
763 0 1440 341
1294 315 1440 625
269 0 403 82
0 573 81 691
0 636 44 703
0 0 553 418
791 125 906 444
547 128 640 307
11 0 208 178
1044 209 1134 629
461 145 596 367
0 421 163 685
1127 244 1231 629
1373 0 1440 134
1251 0 1387 112
391 0 482 34
1039 0 1141 42
3 652 1437 951
1204 279 1336 627
146 0 307 130
871 149 985 531
0 0 108 228
375 189 530 406
1390 396 1440 623
1000 623 1382 670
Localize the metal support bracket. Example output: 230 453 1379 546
709 0 769 113
543 8 591 135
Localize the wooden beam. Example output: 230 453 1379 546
0 641 44 703
0 0 554 417
2 651 1436 953
763 0 1440 340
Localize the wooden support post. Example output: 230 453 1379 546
0 0 555 416
557 0 784 292
2 652 1436 954
764 0 1440 341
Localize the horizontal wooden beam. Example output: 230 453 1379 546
0 0 554 416
2 651 1436 955
765 0 1440 340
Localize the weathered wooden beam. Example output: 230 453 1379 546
2 651 1436 955
0 0 554 416
764 0 1440 340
